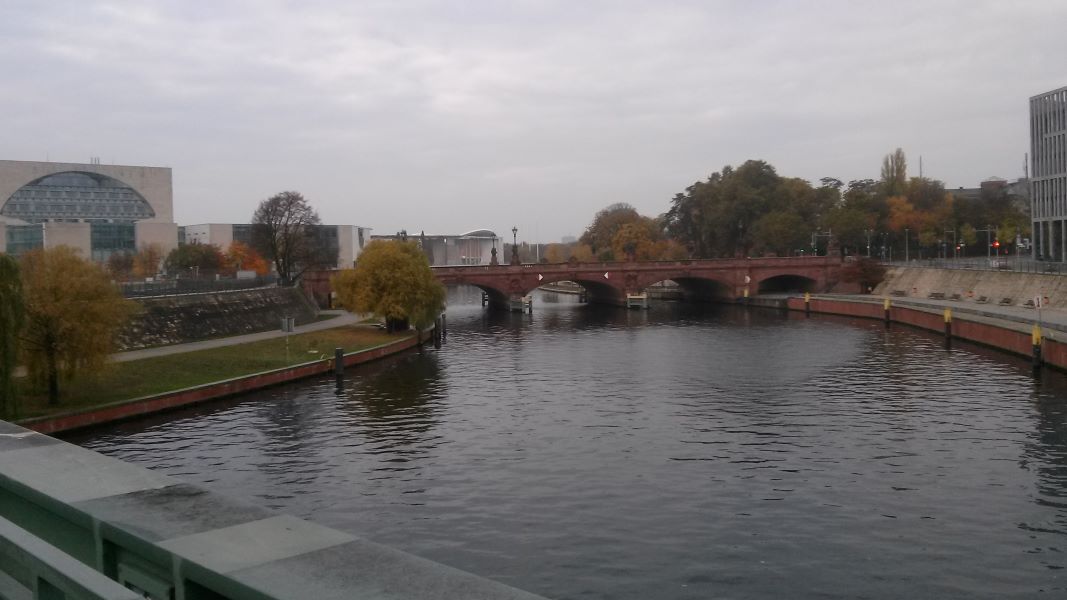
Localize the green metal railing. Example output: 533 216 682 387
0 514 141 600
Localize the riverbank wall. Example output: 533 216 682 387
19 332 426 435
787 295 1067 371
119 287 319 350
875 267 1067 309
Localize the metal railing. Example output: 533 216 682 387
0 515 141 600
119 275 278 298
885 256 1064 275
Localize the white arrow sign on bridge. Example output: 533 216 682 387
604 272 610 279
538 274 543 281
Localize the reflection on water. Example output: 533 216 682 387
73 288 1067 599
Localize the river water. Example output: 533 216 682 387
73 288 1067 599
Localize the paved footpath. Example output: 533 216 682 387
814 293 1067 335
113 311 366 363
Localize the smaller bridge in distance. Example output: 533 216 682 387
432 256 844 308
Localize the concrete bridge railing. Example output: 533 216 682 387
0 420 547 600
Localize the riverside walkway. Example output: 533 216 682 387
815 293 1067 335
113 310 362 362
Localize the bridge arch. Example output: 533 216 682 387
639 276 734 302
536 275 625 305
441 281 509 306
756 274 817 294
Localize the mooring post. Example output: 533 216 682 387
943 308 952 345
441 313 447 340
804 292 811 316
434 317 442 349
334 347 344 376
883 297 891 327
1032 324 1043 370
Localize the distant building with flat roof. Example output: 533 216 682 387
373 230 499 266
180 223 372 269
1031 86 1067 260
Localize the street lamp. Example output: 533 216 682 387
511 226 519 265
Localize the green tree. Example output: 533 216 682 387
252 191 326 286
0 255 24 418
751 212 809 256
332 240 445 332
881 148 907 196
164 243 225 278
20 247 135 406
580 203 652 256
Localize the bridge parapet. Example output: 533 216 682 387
433 256 843 306
0 420 547 600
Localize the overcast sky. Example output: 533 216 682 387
1 1 1064 241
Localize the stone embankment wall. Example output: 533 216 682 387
875 267 1067 308
119 287 318 350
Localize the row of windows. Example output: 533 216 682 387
1032 89 1067 177
3 223 136 257
1032 175 1067 219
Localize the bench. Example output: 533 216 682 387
928 292 946 300
975 296 989 304
890 290 907 297
998 297 1013 306
949 293 961 301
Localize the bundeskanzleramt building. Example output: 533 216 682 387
1031 86 1067 261
0 159 178 260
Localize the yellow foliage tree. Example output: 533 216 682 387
19 247 136 405
612 222 655 261
570 244 595 262
544 244 568 263
332 240 445 332
132 243 163 279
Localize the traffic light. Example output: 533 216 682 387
993 239 1000 248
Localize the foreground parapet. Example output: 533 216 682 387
0 420 547 600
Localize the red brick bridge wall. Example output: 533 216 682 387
431 257 844 304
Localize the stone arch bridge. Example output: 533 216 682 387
432 256 844 307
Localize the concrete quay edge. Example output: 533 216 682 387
17 334 423 436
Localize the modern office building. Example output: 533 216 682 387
180 223 372 269
1031 86 1067 260
0 159 178 260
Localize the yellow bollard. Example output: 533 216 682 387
883 297 891 326
943 308 952 342
1032 324 1043 369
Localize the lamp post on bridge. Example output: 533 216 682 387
511 226 520 265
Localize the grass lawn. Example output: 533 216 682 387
13 325 407 420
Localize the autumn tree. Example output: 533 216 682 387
0 255 24 418
332 240 445 333
132 244 164 279
570 244 595 262
164 243 225 278
19 247 135 406
225 241 270 276
580 203 648 258
252 191 327 286
544 244 568 263
107 251 135 281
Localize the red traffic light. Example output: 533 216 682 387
993 240 1000 248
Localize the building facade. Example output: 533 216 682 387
180 223 372 269
372 230 499 266
0 159 178 260
1031 86 1067 260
